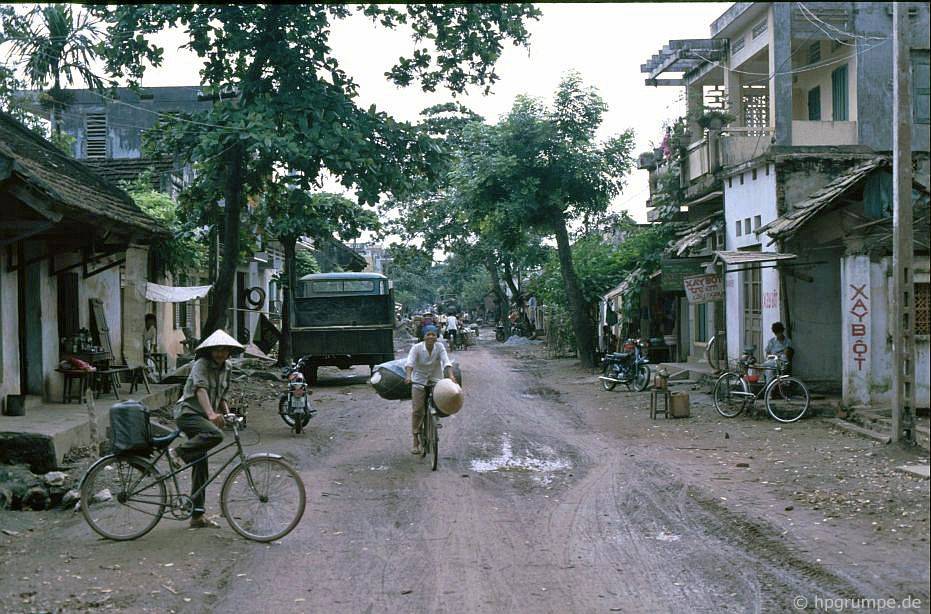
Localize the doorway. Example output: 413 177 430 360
742 263 763 360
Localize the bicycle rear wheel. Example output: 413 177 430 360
221 457 306 542
80 455 166 541
713 373 749 418
765 376 810 423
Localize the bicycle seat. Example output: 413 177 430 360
151 430 182 449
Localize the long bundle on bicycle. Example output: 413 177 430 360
369 359 463 401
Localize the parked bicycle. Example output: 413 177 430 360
712 346 810 423
416 385 440 471
80 413 306 542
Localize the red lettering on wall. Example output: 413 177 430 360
848 283 870 371
849 284 868 301
851 323 866 337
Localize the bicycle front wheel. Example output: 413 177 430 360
80 455 166 541
713 373 749 418
601 364 619 391
221 457 306 542
428 413 439 471
765 377 810 423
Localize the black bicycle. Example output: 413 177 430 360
416 385 439 471
80 414 306 542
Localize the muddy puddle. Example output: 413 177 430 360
470 433 572 485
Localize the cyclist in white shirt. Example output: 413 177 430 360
403 325 457 454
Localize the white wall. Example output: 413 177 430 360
0 265 21 409
723 162 780 360
792 41 858 122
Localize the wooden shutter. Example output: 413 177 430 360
85 113 108 159
913 52 930 124
832 64 848 121
808 87 821 121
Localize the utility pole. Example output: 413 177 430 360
891 2 915 445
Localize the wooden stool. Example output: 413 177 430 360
58 369 92 404
94 367 130 401
650 388 671 419
128 366 152 394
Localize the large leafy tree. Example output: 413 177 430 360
453 73 635 366
95 4 540 337
261 184 378 364
1 4 108 137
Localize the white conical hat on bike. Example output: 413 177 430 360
433 378 463 415
195 329 245 355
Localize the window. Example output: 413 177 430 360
728 177 733 188
84 113 108 159
916 282 930 336
731 36 746 55
807 41 821 65
744 218 752 235
736 220 742 237
754 215 762 230
752 168 758 180
752 19 767 39
765 164 770 176
913 51 930 124
832 64 849 121
808 86 822 120
740 173 745 185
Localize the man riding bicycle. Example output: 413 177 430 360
403 325 457 454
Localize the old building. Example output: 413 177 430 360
637 2 930 405
0 110 167 411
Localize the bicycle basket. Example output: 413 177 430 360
109 400 153 454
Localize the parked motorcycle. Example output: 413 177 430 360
495 322 506 342
279 356 316 433
599 338 651 392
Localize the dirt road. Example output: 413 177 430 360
2 337 929 613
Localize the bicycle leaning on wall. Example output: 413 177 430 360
712 346 811 423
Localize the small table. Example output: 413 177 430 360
56 368 94 404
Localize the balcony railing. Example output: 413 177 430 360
790 120 858 146
720 127 774 167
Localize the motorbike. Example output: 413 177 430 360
278 356 316 433
599 338 651 392
495 322 506 342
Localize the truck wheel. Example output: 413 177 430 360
304 365 319 386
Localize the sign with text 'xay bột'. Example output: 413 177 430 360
683 274 724 304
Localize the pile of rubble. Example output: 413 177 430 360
0 465 79 511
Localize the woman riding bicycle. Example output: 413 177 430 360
403 325 457 454
172 329 243 528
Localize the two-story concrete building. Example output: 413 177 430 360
637 2 930 408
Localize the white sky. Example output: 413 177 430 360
123 3 732 223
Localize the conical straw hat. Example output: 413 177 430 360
433 378 463 416
195 329 245 354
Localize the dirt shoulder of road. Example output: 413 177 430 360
500 343 930 585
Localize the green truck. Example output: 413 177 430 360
291 272 396 384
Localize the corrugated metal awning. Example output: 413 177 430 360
683 190 723 208
713 251 797 266
667 211 724 257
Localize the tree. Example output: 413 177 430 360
1 4 108 138
453 73 635 366
95 4 540 338
262 184 377 364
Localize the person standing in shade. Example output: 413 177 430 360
404 325 456 454
171 330 243 528
762 321 795 381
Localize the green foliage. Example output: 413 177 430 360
385 244 443 311
127 184 206 276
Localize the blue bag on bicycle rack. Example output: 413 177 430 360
109 400 153 454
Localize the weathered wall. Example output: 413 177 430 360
784 244 843 386
792 39 859 123
853 1 930 152
122 246 148 367
0 262 21 410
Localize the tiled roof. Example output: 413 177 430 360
0 111 166 236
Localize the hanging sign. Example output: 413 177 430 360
683 274 724 304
